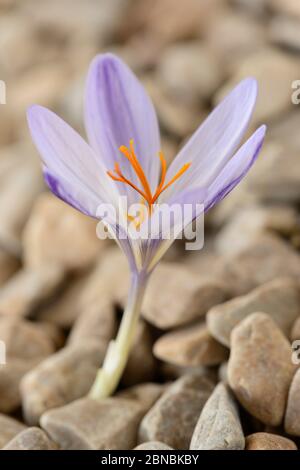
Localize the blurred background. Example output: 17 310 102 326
0 0 300 307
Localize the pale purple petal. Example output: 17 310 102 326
161 78 258 200
84 53 161 201
205 125 266 211
43 167 99 217
27 105 118 208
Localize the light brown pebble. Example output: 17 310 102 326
0 358 41 413
190 383 245 450
41 397 144 450
153 322 228 367
68 299 117 346
285 368 300 436
21 341 106 425
117 383 166 412
138 372 214 449
3 427 58 450
0 414 27 449
228 313 296 426
217 234 300 297
23 193 106 271
123 321 157 386
245 432 297 450
0 316 57 359
291 317 300 342
142 262 227 329
134 441 173 450
207 277 300 347
0 265 65 317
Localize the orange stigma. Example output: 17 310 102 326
107 139 191 211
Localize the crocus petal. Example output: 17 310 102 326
27 105 118 209
205 125 266 212
161 78 258 200
43 167 99 217
84 53 161 202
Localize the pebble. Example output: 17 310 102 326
68 299 117 346
0 414 26 449
215 48 299 123
246 142 300 203
228 313 296 426
158 42 223 103
190 383 245 450
285 368 300 436
245 432 297 450
215 205 300 256
23 194 106 271
153 322 228 367
134 441 173 450
207 278 300 347
0 316 57 359
41 397 144 450
217 234 300 296
269 16 300 51
0 265 65 317
3 427 58 450
142 262 227 329
291 317 300 342
138 372 214 449
21 341 106 425
0 358 42 413
117 383 165 412
123 321 157 386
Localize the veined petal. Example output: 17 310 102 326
27 105 118 209
43 167 98 217
161 78 258 200
84 53 161 202
205 125 266 212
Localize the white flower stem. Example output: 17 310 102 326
89 272 147 400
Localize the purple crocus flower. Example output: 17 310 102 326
27 53 266 398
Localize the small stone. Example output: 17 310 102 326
158 42 223 103
291 317 300 342
228 313 296 426
123 321 156 386
0 249 19 286
117 383 165 412
0 316 57 359
269 16 300 51
134 441 173 450
269 0 300 18
23 193 106 271
245 432 297 450
215 48 299 123
68 299 117 346
3 427 58 450
39 274 89 328
215 205 300 256
153 322 228 367
41 397 144 450
0 414 26 449
190 383 245 450
246 142 300 203
138 372 214 449
207 278 300 347
0 358 41 413
206 9 266 67
285 368 300 436
142 262 227 329
217 235 300 296
21 341 106 425
0 265 65 318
